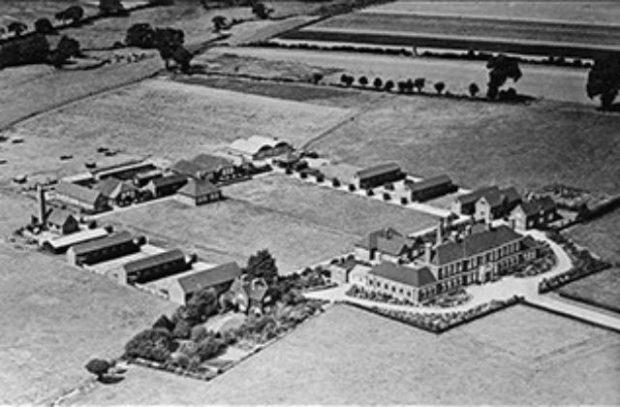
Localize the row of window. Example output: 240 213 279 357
437 241 522 279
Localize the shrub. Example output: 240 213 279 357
300 171 308 179
348 184 356 192
190 325 207 342
196 335 227 361
152 314 175 332
172 319 191 339
124 328 174 362
383 192 391 201
413 77 425 92
34 18 56 34
358 76 368 87
373 77 383 89
332 178 341 187
366 189 374 196
285 167 293 175
316 173 325 183
384 80 394 92
85 358 112 379
400 197 408 205
434 81 446 94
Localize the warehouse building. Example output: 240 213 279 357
354 163 405 190
66 231 145 266
54 181 109 213
122 249 189 285
407 175 457 202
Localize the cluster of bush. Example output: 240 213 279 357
422 288 472 308
353 296 521 333
538 233 611 293
313 0 394 18
346 285 416 306
124 24 193 72
121 250 326 375
507 243 557 278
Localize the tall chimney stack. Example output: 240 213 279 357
37 184 46 226
435 220 443 246
424 242 432 264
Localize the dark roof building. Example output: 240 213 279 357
45 208 79 235
55 181 108 213
67 231 142 266
355 227 415 259
171 160 205 179
510 196 558 230
147 174 188 197
123 249 189 285
408 175 457 202
178 262 242 296
191 154 234 174
354 163 405 189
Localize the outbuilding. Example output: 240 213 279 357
66 231 144 266
122 249 189 285
354 163 405 190
54 181 109 213
510 197 558 230
177 178 222 206
146 174 188 198
407 175 457 202
45 208 80 235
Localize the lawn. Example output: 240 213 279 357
309 95 620 195
224 173 438 235
566 211 620 264
558 268 620 313
361 1 620 27
106 197 357 275
0 79 351 185
67 304 620 404
0 192 176 405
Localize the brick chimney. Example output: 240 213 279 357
435 220 443 246
424 242 433 264
37 184 46 226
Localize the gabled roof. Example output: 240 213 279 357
70 231 136 256
478 187 521 210
408 175 453 193
97 177 122 198
432 225 523 265
178 178 220 198
370 262 436 287
124 249 186 274
46 208 77 225
355 227 414 256
355 162 401 180
177 262 242 293
517 197 556 216
171 160 204 178
152 174 187 188
456 186 499 206
230 135 279 155
55 181 103 206
191 154 234 173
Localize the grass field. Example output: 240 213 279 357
361 1 620 26
0 191 177 404
209 47 594 105
0 79 351 185
566 212 620 263
68 304 620 404
558 268 620 313
106 173 437 274
309 95 620 195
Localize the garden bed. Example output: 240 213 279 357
342 296 522 333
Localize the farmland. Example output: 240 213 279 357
281 11 620 58
67 304 620 404
0 79 351 185
208 46 594 105
105 173 437 274
361 1 620 27
0 191 177 404
566 212 620 264
308 95 620 195
558 268 620 313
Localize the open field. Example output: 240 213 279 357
558 268 620 313
68 304 620 404
106 196 356 274
0 191 177 404
209 46 594 105
225 173 438 235
282 11 620 58
0 1 97 29
0 79 351 185
362 1 620 26
566 211 620 264
308 95 620 195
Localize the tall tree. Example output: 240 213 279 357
586 54 620 110
212 15 227 32
486 54 522 100
434 81 445 94
413 77 425 92
7 21 27 37
245 250 278 284
468 82 480 98
251 2 273 19
34 18 56 34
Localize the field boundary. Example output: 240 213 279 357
557 290 620 315
521 300 620 335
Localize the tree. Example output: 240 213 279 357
397 80 406 93
49 36 81 68
311 72 323 84
125 23 156 48
332 177 341 187
185 287 218 323
7 21 27 37
586 54 620 110
124 328 174 362
434 81 445 94
55 6 85 25
413 77 425 92
171 45 193 73
0 34 50 69
251 2 273 19
172 318 191 339
85 358 112 380
99 0 128 16
34 18 56 34
373 77 383 90
196 335 226 361
212 15 227 32
384 80 394 92
358 76 368 87
348 184 356 192
153 27 184 69
152 314 175 332
245 250 278 283
486 54 522 100
468 82 480 98
340 74 353 87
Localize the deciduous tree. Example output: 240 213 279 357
486 54 522 100
586 54 620 110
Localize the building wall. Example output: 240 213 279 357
67 241 139 266
126 259 188 285
410 183 455 202
366 275 423 303
356 169 403 190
